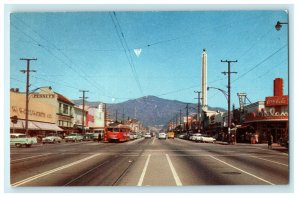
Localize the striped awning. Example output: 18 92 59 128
10 120 63 131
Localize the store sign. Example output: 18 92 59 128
10 91 56 123
245 107 288 121
32 94 55 99
265 95 288 107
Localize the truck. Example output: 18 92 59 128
10 133 38 148
167 131 175 139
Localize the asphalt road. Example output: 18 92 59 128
9 137 289 187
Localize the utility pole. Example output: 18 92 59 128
122 108 125 124
194 91 202 133
115 110 118 123
179 109 182 133
20 58 37 136
221 59 238 144
185 103 189 132
79 90 89 135
104 103 108 142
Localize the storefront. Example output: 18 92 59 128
241 78 288 144
10 89 62 137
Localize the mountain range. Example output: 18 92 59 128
73 95 225 128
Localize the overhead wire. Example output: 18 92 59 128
110 12 144 96
12 17 122 101
232 44 287 84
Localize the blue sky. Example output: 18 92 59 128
10 11 288 109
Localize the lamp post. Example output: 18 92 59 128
275 21 288 31
207 86 231 143
207 87 228 101
275 20 289 75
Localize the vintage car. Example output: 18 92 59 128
65 133 84 142
42 134 62 144
10 133 37 148
158 132 167 140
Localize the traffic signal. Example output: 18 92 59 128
11 116 18 124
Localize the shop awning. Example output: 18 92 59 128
10 120 63 131
10 120 24 129
33 121 63 131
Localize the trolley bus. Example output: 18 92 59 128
106 125 131 142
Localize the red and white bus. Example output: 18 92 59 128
106 125 131 142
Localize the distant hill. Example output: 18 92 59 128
73 95 225 127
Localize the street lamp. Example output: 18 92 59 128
275 21 288 31
207 86 231 143
207 87 228 101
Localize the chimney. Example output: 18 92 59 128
274 78 283 96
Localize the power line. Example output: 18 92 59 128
110 12 144 96
232 44 287 84
12 21 117 100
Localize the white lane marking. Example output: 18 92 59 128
209 155 275 185
11 153 102 187
151 137 155 145
166 154 182 186
11 153 52 163
126 138 144 144
250 156 288 167
137 154 151 186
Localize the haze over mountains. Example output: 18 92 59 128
73 95 225 127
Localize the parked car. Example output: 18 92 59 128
42 134 62 144
158 132 167 140
190 133 203 141
178 133 186 139
144 133 152 139
83 133 94 141
195 135 216 143
129 132 138 140
10 133 37 148
65 133 84 142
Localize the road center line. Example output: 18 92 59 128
166 154 182 186
137 154 151 186
151 137 156 145
209 155 275 185
11 153 102 187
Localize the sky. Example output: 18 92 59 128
9 10 288 109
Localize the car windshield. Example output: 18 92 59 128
69 134 77 136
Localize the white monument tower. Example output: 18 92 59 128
201 49 208 111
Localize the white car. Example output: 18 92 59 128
144 133 152 139
42 135 62 144
158 133 167 140
190 133 203 141
65 133 84 142
195 135 216 143
10 133 37 148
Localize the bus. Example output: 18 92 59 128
106 125 131 142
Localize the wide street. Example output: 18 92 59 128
10 137 289 187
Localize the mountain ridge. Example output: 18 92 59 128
73 95 225 127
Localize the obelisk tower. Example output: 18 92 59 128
201 49 208 111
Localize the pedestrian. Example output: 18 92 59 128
98 133 101 143
255 134 259 144
268 133 273 149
